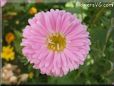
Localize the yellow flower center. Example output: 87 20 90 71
5 49 12 55
47 33 66 52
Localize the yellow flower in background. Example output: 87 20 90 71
28 72 34 79
1 46 15 61
5 32 15 44
29 7 37 15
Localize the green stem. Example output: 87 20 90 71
89 7 105 28
102 7 114 55
80 0 83 20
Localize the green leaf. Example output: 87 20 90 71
14 30 22 54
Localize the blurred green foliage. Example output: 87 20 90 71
2 0 114 84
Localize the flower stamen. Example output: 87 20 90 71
47 33 66 52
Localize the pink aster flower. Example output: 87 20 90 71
21 9 91 77
0 0 7 7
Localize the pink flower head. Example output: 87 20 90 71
21 9 91 77
0 0 7 7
